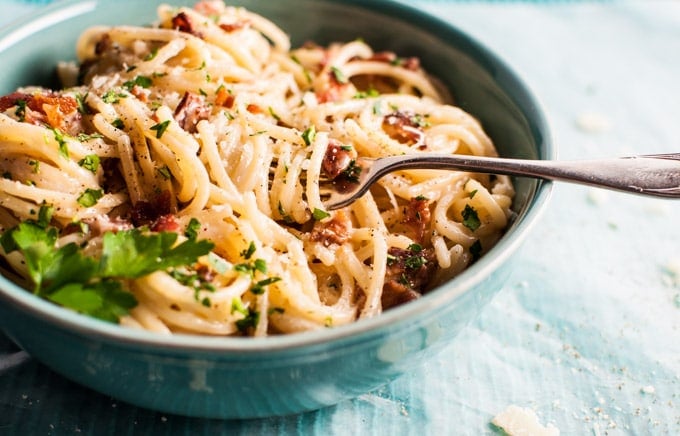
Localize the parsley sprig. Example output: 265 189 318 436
0 213 214 322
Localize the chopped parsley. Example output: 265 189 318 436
150 120 170 139
469 239 482 261
157 165 171 180
15 99 27 121
50 128 69 158
76 132 104 142
462 204 481 231
301 125 316 146
111 118 124 129
144 47 159 61
312 208 330 221
234 241 281 297
341 159 362 183
404 243 427 269
28 160 40 174
268 106 281 121
353 88 380 99
184 218 201 241
330 66 348 84
123 75 153 90
78 154 100 173
77 188 103 207
75 93 89 115
102 90 127 104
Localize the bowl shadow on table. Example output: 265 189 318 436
0 340 372 434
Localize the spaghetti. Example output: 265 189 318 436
0 1 514 336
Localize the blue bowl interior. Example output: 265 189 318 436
0 0 552 418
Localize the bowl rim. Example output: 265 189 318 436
0 0 554 354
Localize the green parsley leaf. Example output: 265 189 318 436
48 280 136 322
15 99 27 121
312 208 330 220
462 204 481 231
51 128 69 158
185 218 201 241
144 47 159 61
469 239 482 261
150 120 170 139
341 159 362 183
123 75 153 90
76 132 104 142
330 66 348 84
77 188 104 207
99 229 214 278
268 106 281 121
75 93 89 115
240 241 256 260
102 90 127 104
157 165 171 180
353 88 380 99
78 154 100 173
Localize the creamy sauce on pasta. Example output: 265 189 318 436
0 1 514 336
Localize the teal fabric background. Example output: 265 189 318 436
1 1 678 434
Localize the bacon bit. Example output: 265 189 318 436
174 92 210 133
195 263 216 283
309 210 351 247
381 280 421 310
172 12 200 37
322 140 354 179
130 190 175 227
403 197 431 243
0 91 80 133
246 103 263 114
219 20 249 33
129 86 149 103
215 87 234 108
382 110 426 148
150 214 181 233
381 246 436 309
316 82 350 103
94 33 113 56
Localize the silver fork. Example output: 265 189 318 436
321 153 680 210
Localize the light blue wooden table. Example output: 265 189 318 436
1 1 678 434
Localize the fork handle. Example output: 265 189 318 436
374 153 680 198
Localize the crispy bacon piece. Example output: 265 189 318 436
174 92 210 133
150 214 181 233
246 103 263 114
322 140 353 179
172 12 200 36
215 87 234 108
403 197 431 243
0 91 81 134
309 210 351 247
316 70 351 103
382 110 426 148
130 190 175 227
219 21 249 33
381 246 436 309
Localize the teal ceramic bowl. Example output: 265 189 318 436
0 0 552 419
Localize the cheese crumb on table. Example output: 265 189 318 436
492 405 560 436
